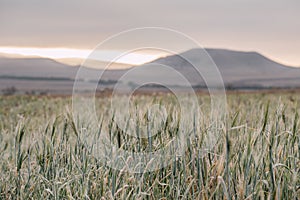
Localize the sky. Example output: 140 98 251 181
0 0 299 67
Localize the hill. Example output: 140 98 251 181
1 48 300 94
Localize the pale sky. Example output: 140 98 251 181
0 0 299 66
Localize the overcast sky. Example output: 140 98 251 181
0 0 299 66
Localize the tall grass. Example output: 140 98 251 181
0 93 299 199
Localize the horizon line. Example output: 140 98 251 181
0 46 298 68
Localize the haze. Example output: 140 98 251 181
0 0 299 66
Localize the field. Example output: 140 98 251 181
0 93 299 199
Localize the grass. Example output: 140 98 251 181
0 93 299 199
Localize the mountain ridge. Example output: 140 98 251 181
1 48 300 93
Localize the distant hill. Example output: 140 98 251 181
1 48 300 94
148 48 300 88
0 56 124 93
0 57 78 78
0 57 73 93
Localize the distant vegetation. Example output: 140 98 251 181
1 86 17 95
0 75 74 82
